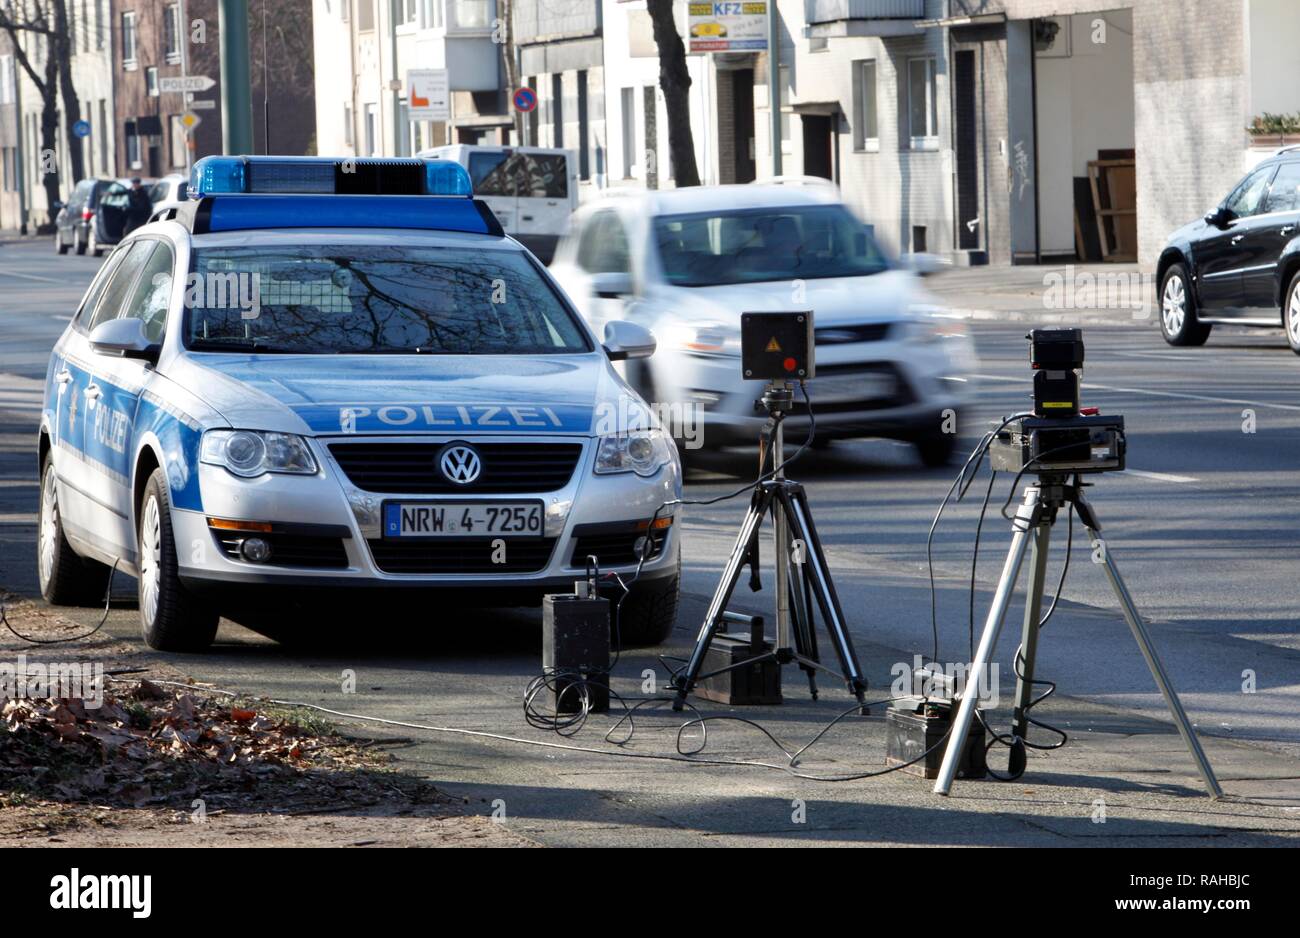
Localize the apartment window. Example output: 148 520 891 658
68 2 76 56
908 56 938 146
126 130 141 169
577 70 590 181
853 60 878 151
423 0 442 28
164 3 182 64
146 67 160 97
99 99 109 173
620 88 635 178
343 104 354 147
454 0 490 29
341 0 350 21
364 103 378 155
400 0 418 24
122 11 138 68
0 56 13 106
96 0 106 49
550 74 563 148
357 0 375 31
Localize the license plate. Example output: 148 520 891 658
382 501 544 538
813 372 896 403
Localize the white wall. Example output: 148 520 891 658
312 0 357 158
1249 0 1300 117
1034 10 1134 255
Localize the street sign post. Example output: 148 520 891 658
188 99 217 110
160 75 216 94
406 69 450 122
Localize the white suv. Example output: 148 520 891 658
549 184 977 465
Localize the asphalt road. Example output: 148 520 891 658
3 239 1299 845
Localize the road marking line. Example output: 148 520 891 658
0 268 60 283
1119 469 1200 484
970 373 1300 414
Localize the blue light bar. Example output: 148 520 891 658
199 195 501 236
189 156 473 198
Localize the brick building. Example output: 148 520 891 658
112 0 316 179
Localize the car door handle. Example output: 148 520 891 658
83 384 102 402
55 369 72 385
1231 234 1245 244
1282 226 1295 238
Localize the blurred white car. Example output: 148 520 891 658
549 185 977 465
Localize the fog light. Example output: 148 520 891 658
240 537 273 563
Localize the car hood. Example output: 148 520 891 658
646 269 936 326
169 352 629 436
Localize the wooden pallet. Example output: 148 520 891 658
1087 158 1137 263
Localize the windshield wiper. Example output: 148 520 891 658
188 339 324 354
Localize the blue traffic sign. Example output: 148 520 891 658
72 120 91 138
512 87 537 113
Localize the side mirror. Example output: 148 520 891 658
90 318 160 362
901 252 949 277
591 271 632 299
602 320 656 361
1205 206 1234 228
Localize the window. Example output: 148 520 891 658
357 0 375 31
551 74 563 148
908 56 938 145
75 247 127 329
170 115 187 167
184 246 590 355
164 3 182 64
400 0 418 24
122 11 138 68
424 0 442 28
126 130 141 169
0 56 13 106
577 70 590 181
468 151 568 198
146 67 159 97
620 88 635 178
1263 163 1300 215
453 0 490 28
99 99 109 173
854 60 878 151
343 104 354 147
96 0 106 49
364 104 377 155
1225 166 1275 219
118 242 175 343
67 1 76 56
577 212 631 274
89 240 155 331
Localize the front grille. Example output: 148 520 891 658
329 442 583 494
213 532 350 569
571 522 668 567
367 537 556 574
815 323 892 344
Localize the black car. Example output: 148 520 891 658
52 178 134 257
1158 148 1300 353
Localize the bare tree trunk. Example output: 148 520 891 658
646 0 700 188
39 52 61 218
52 0 85 184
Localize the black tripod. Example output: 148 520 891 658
671 382 869 712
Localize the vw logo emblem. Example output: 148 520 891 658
439 444 482 485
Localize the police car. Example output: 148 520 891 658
37 156 682 652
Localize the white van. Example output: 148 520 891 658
418 144 577 263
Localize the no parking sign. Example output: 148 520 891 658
512 88 537 113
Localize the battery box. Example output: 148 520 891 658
542 592 610 713
696 621 783 706
885 697 987 780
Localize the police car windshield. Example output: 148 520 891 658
654 204 890 287
184 245 589 355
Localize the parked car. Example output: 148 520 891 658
1158 146 1300 352
38 155 681 652
148 173 190 219
548 184 977 465
53 178 142 257
418 144 577 263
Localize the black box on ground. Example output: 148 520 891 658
697 623 782 706
542 593 610 713
885 698 987 780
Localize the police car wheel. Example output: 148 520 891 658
613 557 680 648
138 469 219 652
38 456 112 606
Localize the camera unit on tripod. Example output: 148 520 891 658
989 328 1126 475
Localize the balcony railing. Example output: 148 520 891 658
805 0 926 25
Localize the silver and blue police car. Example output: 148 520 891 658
37 156 682 651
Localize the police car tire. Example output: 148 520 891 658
613 557 680 648
138 469 219 652
38 456 113 606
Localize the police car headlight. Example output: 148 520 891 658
200 430 317 478
594 429 674 477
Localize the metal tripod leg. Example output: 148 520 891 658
780 486 868 706
934 486 1042 795
672 487 775 709
786 560 820 698
1086 521 1224 799
1007 509 1054 777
